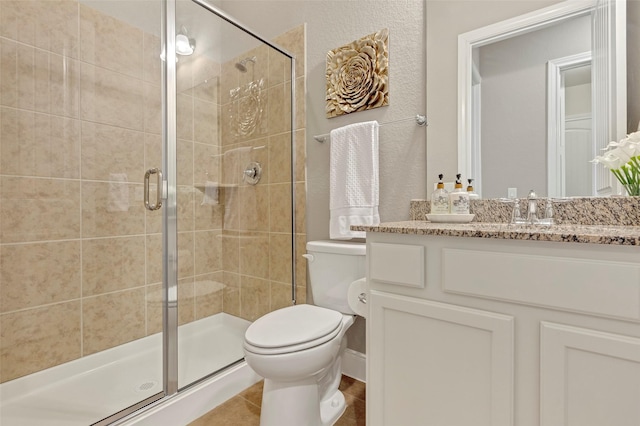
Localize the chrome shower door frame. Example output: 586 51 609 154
163 0 180 398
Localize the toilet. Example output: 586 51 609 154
243 240 366 426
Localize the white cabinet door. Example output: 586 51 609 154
368 291 514 426
540 322 640 426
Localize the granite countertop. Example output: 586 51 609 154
352 221 640 245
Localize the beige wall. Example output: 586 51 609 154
0 1 304 383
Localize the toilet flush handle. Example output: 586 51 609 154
302 254 314 262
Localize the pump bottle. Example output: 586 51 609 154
430 174 449 214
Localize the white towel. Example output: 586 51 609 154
329 121 380 240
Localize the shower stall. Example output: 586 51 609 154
0 0 306 424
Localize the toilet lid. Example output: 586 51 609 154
244 304 343 349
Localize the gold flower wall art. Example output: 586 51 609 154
326 28 389 118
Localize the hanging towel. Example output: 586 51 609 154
329 121 380 240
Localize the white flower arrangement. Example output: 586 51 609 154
592 131 640 196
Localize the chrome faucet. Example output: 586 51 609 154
502 190 556 225
527 190 538 224
543 200 554 225
503 190 556 226
525 190 559 225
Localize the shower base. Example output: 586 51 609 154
0 313 256 426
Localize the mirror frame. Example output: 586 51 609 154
457 0 627 198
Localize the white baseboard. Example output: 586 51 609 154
341 349 366 383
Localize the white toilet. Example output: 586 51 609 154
243 240 366 426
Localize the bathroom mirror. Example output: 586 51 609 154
458 0 627 199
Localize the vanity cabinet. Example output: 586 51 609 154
369 291 514 426
365 233 640 426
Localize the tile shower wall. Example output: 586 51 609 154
0 0 306 384
216 25 307 322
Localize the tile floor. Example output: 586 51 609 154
188 375 366 425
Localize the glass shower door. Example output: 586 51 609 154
173 0 296 389
0 0 166 424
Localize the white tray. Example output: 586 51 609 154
426 213 475 223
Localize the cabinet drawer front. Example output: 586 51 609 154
370 242 424 288
442 248 640 320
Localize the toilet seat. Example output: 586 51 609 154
244 304 344 355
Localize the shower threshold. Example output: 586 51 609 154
0 313 250 426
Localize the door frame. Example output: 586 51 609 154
547 51 591 197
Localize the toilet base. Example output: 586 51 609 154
320 389 346 425
259 378 346 426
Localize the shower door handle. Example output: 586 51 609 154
144 168 163 211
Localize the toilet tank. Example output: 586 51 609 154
305 240 366 314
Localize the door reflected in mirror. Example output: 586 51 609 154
552 59 592 197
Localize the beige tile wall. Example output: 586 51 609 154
216 25 307 322
0 0 305 384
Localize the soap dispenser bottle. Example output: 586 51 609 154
431 174 449 214
449 174 470 214
466 179 480 200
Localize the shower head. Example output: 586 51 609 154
235 56 257 73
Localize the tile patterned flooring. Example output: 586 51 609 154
189 375 366 426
